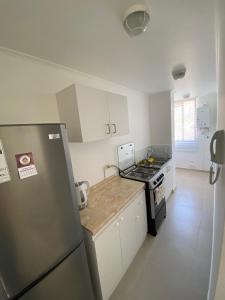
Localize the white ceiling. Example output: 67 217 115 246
0 0 216 96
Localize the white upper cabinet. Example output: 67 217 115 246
56 83 129 142
75 84 110 142
108 92 129 137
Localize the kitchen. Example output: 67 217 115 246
0 1 225 300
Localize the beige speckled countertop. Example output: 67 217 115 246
79 176 145 236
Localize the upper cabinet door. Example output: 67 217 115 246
76 84 110 142
108 93 129 137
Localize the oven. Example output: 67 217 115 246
145 176 166 236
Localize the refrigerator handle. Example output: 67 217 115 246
210 130 225 164
209 164 221 185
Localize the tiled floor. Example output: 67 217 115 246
111 169 213 300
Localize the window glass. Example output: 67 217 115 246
175 98 196 143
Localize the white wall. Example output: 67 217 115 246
149 90 172 146
0 48 151 186
174 93 217 171
207 0 225 299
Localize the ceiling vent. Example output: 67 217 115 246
123 4 150 37
172 65 187 80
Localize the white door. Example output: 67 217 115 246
108 92 129 137
76 84 110 142
94 219 123 300
119 201 138 273
135 191 147 251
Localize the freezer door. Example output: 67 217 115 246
19 242 95 300
0 124 83 299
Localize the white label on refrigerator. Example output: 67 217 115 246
0 140 11 184
15 152 38 180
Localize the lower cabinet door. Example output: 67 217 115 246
119 200 137 273
164 175 169 201
135 191 147 250
165 162 173 200
163 162 173 201
94 219 123 300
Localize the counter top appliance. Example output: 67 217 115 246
75 180 90 209
118 143 166 236
0 124 95 300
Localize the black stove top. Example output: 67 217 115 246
123 166 158 182
128 171 152 181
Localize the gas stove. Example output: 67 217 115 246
118 143 167 236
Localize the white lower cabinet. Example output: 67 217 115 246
135 193 148 251
162 160 174 201
94 190 147 300
119 199 138 273
94 218 123 300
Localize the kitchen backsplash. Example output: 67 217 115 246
134 144 172 163
146 145 172 159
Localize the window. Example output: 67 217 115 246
174 98 197 150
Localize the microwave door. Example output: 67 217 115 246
209 130 225 185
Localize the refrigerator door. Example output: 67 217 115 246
0 124 83 299
19 242 95 300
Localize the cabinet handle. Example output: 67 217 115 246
116 222 120 227
112 124 117 134
106 124 111 134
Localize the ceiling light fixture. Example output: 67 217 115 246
183 93 191 98
123 4 150 37
172 65 187 80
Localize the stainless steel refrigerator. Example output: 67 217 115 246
0 124 95 300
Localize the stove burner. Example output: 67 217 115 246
138 158 169 169
128 171 152 180
126 166 158 181
135 167 158 175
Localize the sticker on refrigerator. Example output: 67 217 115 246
0 140 11 184
15 152 38 180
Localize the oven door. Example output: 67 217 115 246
150 179 165 217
